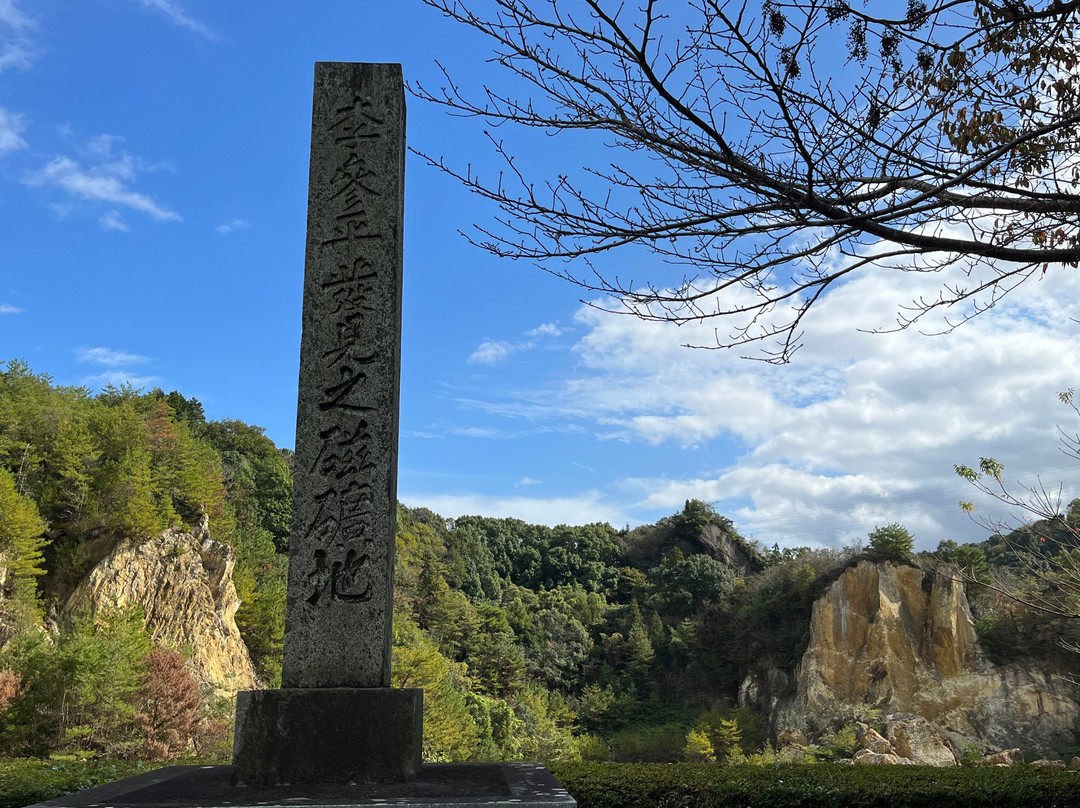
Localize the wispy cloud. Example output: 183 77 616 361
216 218 249 234
0 1 33 30
0 40 30 71
517 476 542 487
546 265 1080 548
136 0 215 39
450 425 518 439
25 144 181 223
0 1 35 73
76 345 159 389
468 340 513 364
99 210 130 232
80 369 162 389
77 346 150 366
0 106 26 154
0 303 23 314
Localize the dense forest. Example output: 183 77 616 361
0 359 1078 764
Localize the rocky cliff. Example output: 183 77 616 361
743 560 1080 758
60 517 258 696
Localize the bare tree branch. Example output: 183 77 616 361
414 0 1080 361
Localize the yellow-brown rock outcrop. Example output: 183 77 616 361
757 561 1079 755
60 518 257 697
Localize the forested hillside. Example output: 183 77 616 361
0 359 1078 764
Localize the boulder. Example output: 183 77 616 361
983 748 1024 767
886 715 958 767
1031 759 1066 769
852 749 911 765
856 725 896 756
776 729 807 749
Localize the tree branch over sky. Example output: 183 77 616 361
414 0 1080 361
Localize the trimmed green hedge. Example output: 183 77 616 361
549 762 1080 808
4 758 1079 808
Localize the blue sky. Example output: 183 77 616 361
3 0 1080 550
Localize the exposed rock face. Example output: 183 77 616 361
754 561 1079 755
698 524 760 576
61 518 257 696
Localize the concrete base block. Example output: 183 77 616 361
231 687 423 785
23 763 577 808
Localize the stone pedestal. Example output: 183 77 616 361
232 688 422 785
24 763 577 808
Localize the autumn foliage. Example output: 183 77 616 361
133 649 201 761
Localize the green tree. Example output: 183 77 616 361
683 728 715 762
0 468 48 616
0 606 152 756
463 604 525 698
867 523 915 559
205 420 292 550
231 522 287 685
392 617 481 761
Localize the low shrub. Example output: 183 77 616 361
549 761 1080 808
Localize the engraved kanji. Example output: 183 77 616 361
328 94 384 147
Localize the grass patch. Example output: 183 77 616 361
0 757 167 808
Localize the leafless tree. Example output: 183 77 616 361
414 0 1080 361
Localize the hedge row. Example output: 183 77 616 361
549 762 1080 808
5 758 1079 808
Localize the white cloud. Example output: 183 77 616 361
527 322 562 338
0 303 22 314
517 476 542 486
99 210 129 232
399 491 622 528
450 262 1080 549
0 106 26 154
468 340 514 364
77 346 150 366
25 152 181 223
216 218 249 234
136 0 215 39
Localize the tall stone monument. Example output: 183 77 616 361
231 61 423 786
24 61 575 808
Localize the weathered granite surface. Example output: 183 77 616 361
232 688 422 785
282 60 407 690
229 61 421 789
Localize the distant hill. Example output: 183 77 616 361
1 358 1079 763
